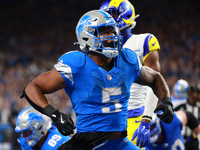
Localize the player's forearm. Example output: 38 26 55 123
135 67 170 102
143 88 158 121
193 125 200 136
141 118 151 123
152 72 170 102
194 125 200 150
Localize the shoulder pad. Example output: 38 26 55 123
58 51 86 68
121 48 140 65
147 34 160 52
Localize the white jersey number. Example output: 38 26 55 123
101 87 122 113
48 134 62 147
171 139 184 150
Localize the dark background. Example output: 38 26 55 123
0 0 199 149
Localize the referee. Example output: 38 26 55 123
174 83 200 150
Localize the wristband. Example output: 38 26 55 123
142 115 152 122
43 105 59 122
162 97 173 106
20 87 44 113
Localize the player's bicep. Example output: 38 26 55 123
143 51 160 72
135 66 157 86
31 68 66 94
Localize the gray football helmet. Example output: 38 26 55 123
75 10 123 58
15 106 52 147
174 79 189 98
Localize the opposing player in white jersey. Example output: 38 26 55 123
171 79 189 108
100 0 162 148
15 106 70 150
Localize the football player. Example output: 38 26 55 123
100 0 162 148
15 106 70 150
21 10 173 150
146 110 200 150
174 83 200 150
171 79 189 107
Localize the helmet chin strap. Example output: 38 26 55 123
102 49 119 58
73 42 119 58
74 42 89 52
89 48 119 58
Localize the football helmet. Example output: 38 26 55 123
174 79 189 98
15 106 52 147
100 0 139 30
75 10 122 58
150 114 162 144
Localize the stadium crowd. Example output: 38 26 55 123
0 0 199 149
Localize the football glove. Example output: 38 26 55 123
43 105 75 136
132 121 150 148
154 97 174 124
17 137 33 150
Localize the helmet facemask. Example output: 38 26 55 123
75 10 123 58
23 122 46 147
15 107 52 147
91 25 122 58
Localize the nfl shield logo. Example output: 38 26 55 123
107 74 112 81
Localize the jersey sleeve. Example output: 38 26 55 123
143 34 160 62
41 127 71 150
54 51 85 87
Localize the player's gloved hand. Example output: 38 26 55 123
154 97 174 124
43 105 75 136
132 121 150 148
17 137 33 150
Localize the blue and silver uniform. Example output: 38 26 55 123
54 49 142 133
145 114 185 150
19 127 70 150
40 127 70 150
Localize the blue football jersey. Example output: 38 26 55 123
19 127 70 150
40 127 70 150
145 114 185 150
54 49 142 133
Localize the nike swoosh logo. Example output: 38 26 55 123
135 120 141 123
60 114 65 124
152 42 156 46
141 126 145 132
52 114 56 118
